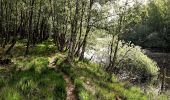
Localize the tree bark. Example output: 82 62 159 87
106 14 123 74
106 35 115 72
67 0 79 63
79 0 94 60
25 0 35 56
75 1 85 56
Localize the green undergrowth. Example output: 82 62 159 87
0 56 66 100
5 39 57 57
0 41 168 100
55 54 168 100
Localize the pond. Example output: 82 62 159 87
144 50 170 94
84 36 170 97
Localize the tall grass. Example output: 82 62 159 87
0 57 66 100
55 54 168 100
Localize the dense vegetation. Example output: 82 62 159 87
0 0 169 99
121 0 170 50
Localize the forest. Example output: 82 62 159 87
0 0 170 99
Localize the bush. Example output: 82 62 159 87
86 34 159 83
72 60 150 100
115 41 159 83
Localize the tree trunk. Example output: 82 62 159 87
25 0 35 56
79 0 94 60
110 38 119 73
106 35 115 72
5 0 18 55
106 14 123 74
161 67 166 92
0 0 3 47
67 0 79 63
5 38 16 55
75 1 85 57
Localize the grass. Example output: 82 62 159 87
0 39 57 58
0 41 66 100
0 57 66 100
0 41 168 100
55 54 168 100
0 68 66 100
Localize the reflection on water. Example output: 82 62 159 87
85 37 170 97
144 50 170 93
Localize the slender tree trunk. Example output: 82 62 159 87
34 0 42 44
110 38 119 73
161 46 167 93
3 2 8 48
0 0 3 46
79 0 94 60
5 1 18 55
106 35 115 71
5 38 16 55
75 1 85 56
67 0 79 63
161 65 166 93
106 14 123 74
25 0 35 56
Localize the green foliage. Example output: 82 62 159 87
54 53 161 100
147 93 168 100
122 0 170 48
33 57 49 73
0 77 5 89
0 0 169 98
88 32 159 83
79 89 91 100
0 55 66 100
0 88 23 100
14 57 49 74
0 68 66 100
111 40 159 83
73 61 147 100
74 79 92 100
131 48 158 75
8 40 56 57
157 94 168 100
30 40 57 56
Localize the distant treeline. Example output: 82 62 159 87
121 0 170 50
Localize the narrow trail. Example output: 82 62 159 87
49 56 77 100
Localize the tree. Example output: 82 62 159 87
79 0 94 60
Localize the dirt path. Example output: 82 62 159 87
63 74 77 100
49 56 77 100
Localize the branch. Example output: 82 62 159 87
114 48 133 68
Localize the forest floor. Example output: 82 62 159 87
0 42 168 100
49 55 77 100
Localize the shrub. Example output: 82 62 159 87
116 41 159 83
